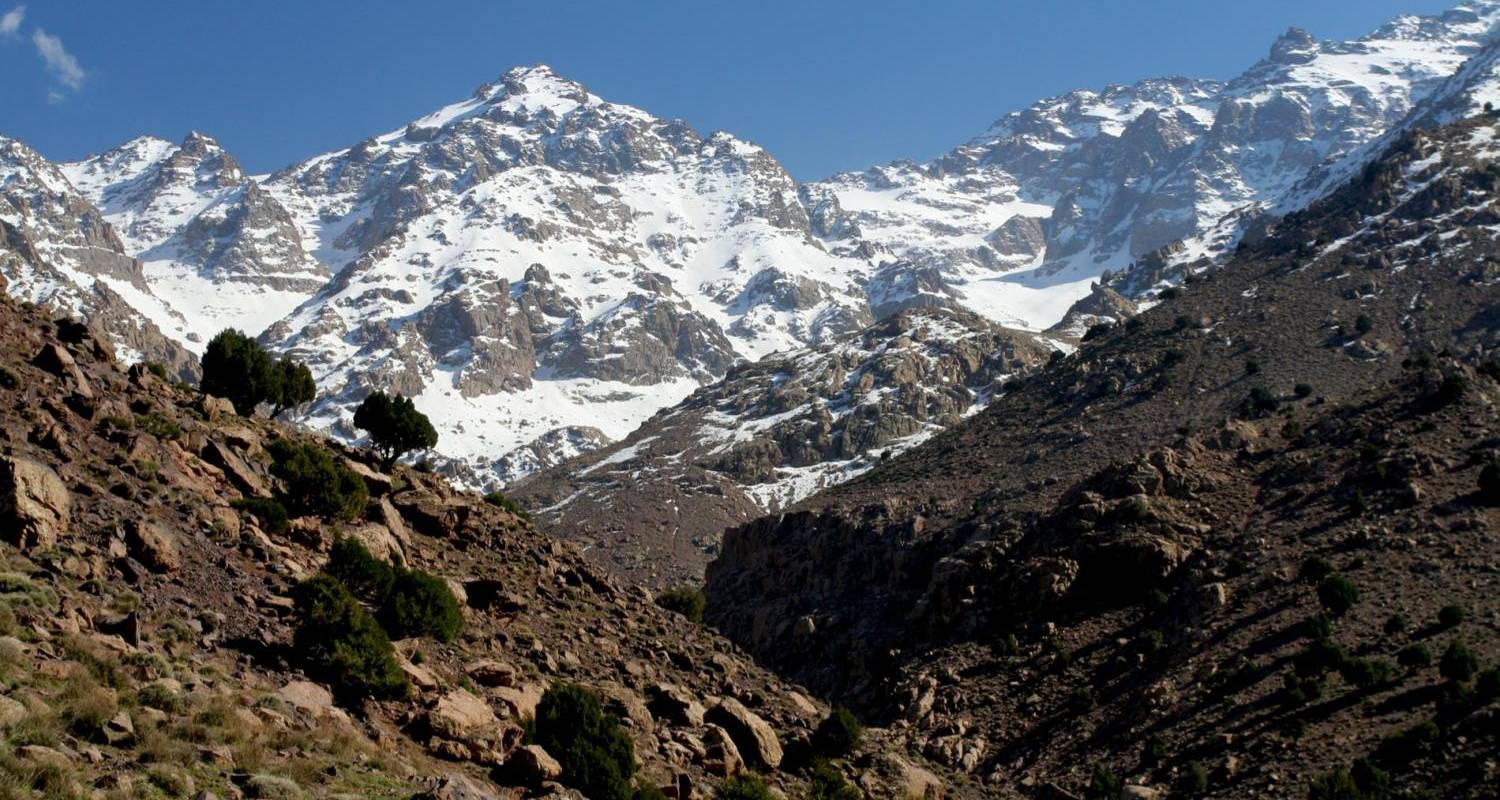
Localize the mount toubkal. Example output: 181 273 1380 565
4 2 1500 495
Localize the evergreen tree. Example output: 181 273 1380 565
200 329 278 416
353 391 438 469
272 358 316 418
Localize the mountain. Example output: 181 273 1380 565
0 290 975 799
705 106 1500 796
0 136 197 378
7 3 1500 498
808 1 1500 329
61 132 327 348
510 306 1054 586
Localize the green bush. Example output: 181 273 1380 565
483 491 533 522
1294 383 1314 399
232 497 289 536
1300 556 1333 583
1480 455 1500 503
1241 387 1280 418
134 412 182 440
655 587 706 623
353 391 438 469
1317 576 1359 617
291 575 408 703
1176 761 1209 796
808 762 860 800
1302 615 1333 642
201 329 279 416
380 568 463 642
813 706 863 759
1397 644 1431 668
714 775 773 800
1437 605 1466 629
1374 720 1439 766
1307 768 1360 800
1140 735 1167 768
1382 613 1408 636
1440 641 1478 683
1337 657 1393 689
1281 673 1324 708
532 683 637 800
324 537 394 605
1087 765 1122 800
271 358 316 418
267 439 368 521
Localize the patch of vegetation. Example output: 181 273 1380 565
1176 761 1209 797
1480 454 1500 503
1240 387 1280 418
482 490 532 522
715 775 774 800
1081 322 1114 342
1086 765 1123 800
532 683 637 800
291 575 409 704
324 536 395 605
1439 641 1478 683
1382 613 1408 636
271 358 316 418
200 329 279 416
267 438 368 521
655 586 706 623
813 706 863 759
232 497 291 536
1436 605 1466 629
808 762 861 800
379 568 463 643
1397 644 1432 668
1316 575 1359 617
134 412 183 440
353 391 438 469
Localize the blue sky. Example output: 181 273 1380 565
0 0 1465 180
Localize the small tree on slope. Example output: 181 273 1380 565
353 390 438 469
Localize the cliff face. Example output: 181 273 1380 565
706 115 1500 797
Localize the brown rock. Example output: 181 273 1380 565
702 723 745 777
648 683 706 727
33 343 92 398
428 689 499 742
126 520 181 573
202 439 267 498
467 660 520 688
705 697 782 770
507 744 563 784
1 456 70 549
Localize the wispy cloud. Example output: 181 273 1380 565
0 5 23 37
32 28 83 90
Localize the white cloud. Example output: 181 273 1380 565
0 5 23 37
32 27 83 90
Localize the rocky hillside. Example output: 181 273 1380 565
509 307 1054 587
706 111 1500 797
0 289 971 798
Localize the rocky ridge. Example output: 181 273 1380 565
705 109 1500 796
0 288 968 798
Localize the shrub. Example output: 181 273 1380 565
201 329 279 416
808 762 860 800
267 439 368 521
813 706 863 758
1087 765 1122 800
1294 383 1314 399
134 412 183 440
1338 657 1393 689
533 683 637 800
1081 322 1113 342
1440 641 1478 683
1308 769 1360 800
1303 615 1333 642
1382 613 1408 636
324 537 394 605
1353 314 1374 335
145 360 169 380
353 391 438 469
380 568 463 642
483 491 533 522
1437 605 1466 629
655 587 706 623
1374 720 1439 766
232 497 289 536
1300 556 1334 583
1294 641 1346 678
1241 387 1279 418
1281 673 1324 708
271 358 316 418
1397 644 1431 668
291 575 408 703
714 775 773 800
1480 455 1500 503
1317 576 1359 617
1141 735 1167 768
1245 359 1261 376
1176 761 1209 796
1435 372 1468 407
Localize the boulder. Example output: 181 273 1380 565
467 659 520 688
277 681 339 721
702 723 745 777
428 689 499 742
200 395 236 421
344 459 395 496
344 522 407 567
507 744 563 784
202 439 267 498
126 520 182 573
414 775 511 800
33 343 92 398
0 456 70 550
492 683 545 720
705 697 782 770
647 683 705 727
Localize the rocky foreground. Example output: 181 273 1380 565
0 281 966 798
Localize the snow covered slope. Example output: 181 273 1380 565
61 133 325 349
810 1 1500 329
